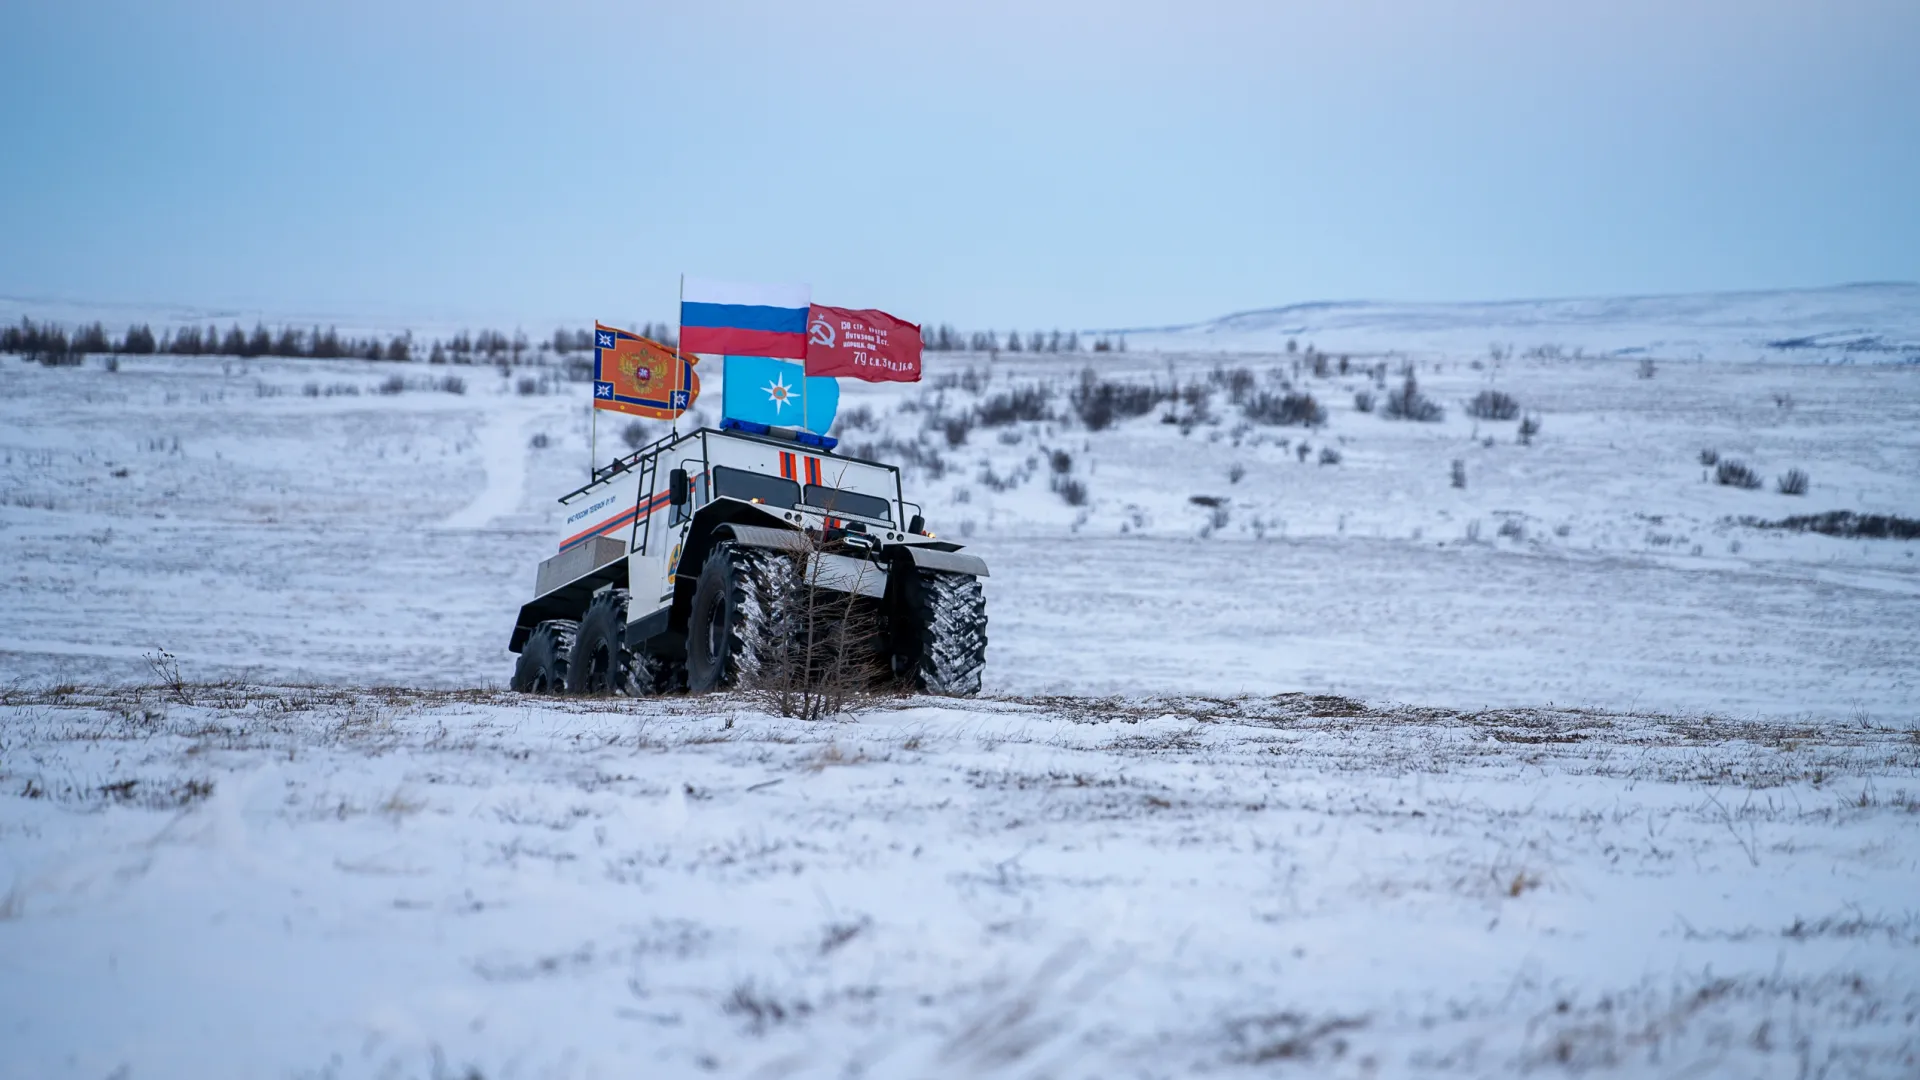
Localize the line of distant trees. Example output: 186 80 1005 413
3 315 1122 366
919 325 1125 353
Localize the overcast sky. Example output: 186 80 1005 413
3 0 1916 330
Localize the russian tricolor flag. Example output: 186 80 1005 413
680 278 811 360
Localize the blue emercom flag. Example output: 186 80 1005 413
721 355 839 434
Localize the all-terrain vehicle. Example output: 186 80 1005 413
507 419 988 697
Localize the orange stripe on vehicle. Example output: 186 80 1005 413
556 491 670 552
805 456 821 486
779 451 796 480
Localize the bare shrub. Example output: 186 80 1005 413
1698 448 1719 467
1715 460 1763 489
1777 468 1810 496
1048 449 1072 474
1518 414 1542 445
937 413 973 448
529 432 551 449
516 376 540 396
1466 390 1520 420
976 386 1052 427
378 374 406 395
1052 476 1087 506
1228 463 1245 484
621 421 649 449
1070 369 1162 431
740 538 888 722
1318 446 1341 466
1245 391 1325 427
844 437 947 480
837 405 875 431
1209 365 1257 404
1353 390 1374 413
1497 518 1525 541
1450 459 1467 489
1637 357 1657 379
1384 373 1443 421
1738 511 1920 540
435 375 466 395
143 649 192 705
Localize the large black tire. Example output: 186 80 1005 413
564 589 685 696
511 619 578 694
567 590 628 695
897 570 987 696
685 541 789 693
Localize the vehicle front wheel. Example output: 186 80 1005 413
685 541 786 693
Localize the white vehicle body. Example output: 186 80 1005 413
508 422 988 696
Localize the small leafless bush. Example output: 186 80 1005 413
1777 468 1809 496
143 649 193 705
1353 390 1374 413
529 432 550 449
1518 414 1542 445
1245 391 1325 427
1209 365 1257 404
843 437 948 480
1637 357 1657 379
1070 369 1163 431
1318 446 1341 466
837 405 875 431
1048 449 1072 474
1052 475 1088 506
976 385 1052 426
1698 448 1719 466
621 421 649 449
1450 459 1467 489
377 374 407 395
1384 373 1443 421
1497 518 1525 541
937 413 973 448
1466 389 1520 420
1228 463 1245 484
740 539 888 722
1716 460 1763 489
516 376 540 396
435 375 467 395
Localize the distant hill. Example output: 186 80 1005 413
1115 283 1920 363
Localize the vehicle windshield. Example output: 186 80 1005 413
802 483 892 523
711 465 799 508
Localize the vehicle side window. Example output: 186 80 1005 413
802 483 892 523
712 465 800 509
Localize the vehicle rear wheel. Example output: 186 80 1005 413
512 619 579 694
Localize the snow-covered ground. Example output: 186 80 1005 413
3 687 1916 1078
2 289 1918 1076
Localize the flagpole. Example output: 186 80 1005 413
589 345 598 481
675 274 685 436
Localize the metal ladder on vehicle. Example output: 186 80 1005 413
629 448 660 557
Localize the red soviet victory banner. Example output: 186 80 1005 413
804 305 921 382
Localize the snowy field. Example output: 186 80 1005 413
3 291 1919 1076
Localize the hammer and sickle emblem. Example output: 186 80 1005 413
808 316 835 348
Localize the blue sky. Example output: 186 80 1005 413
3 0 1916 330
